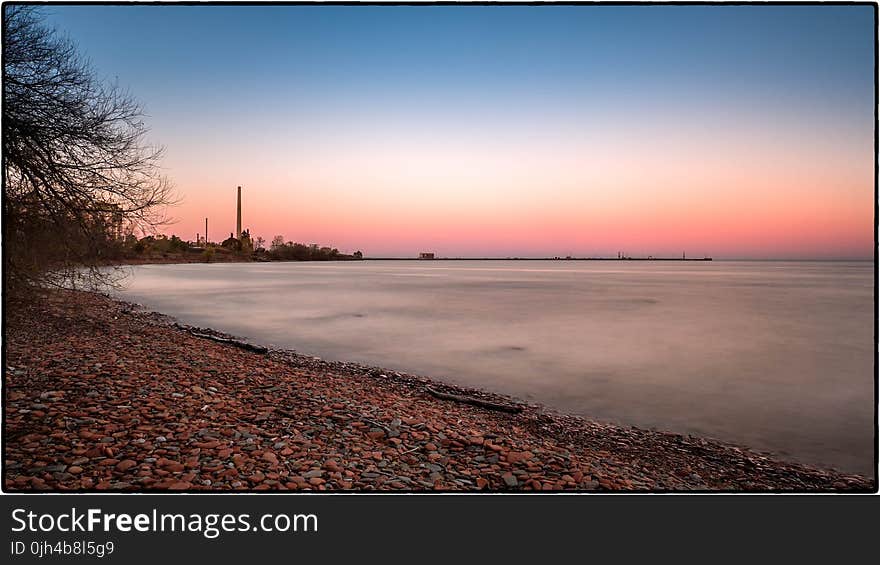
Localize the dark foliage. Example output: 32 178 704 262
3 6 175 293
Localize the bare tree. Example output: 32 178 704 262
3 6 176 293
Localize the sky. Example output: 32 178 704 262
41 4 875 259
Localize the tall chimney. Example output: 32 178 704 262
205 217 208 244
236 186 242 240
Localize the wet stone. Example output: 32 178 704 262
3 289 872 494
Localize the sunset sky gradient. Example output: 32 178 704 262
44 5 875 259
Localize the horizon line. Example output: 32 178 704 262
360 256 874 262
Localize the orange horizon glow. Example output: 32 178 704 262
47 5 873 260
157 121 874 259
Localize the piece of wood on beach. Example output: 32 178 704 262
188 330 268 354
424 385 523 413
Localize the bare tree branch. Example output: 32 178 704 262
3 6 177 293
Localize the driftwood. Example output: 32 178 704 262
189 331 268 354
424 385 523 413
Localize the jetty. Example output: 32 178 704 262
366 256 713 261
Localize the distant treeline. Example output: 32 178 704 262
263 235 362 261
108 232 362 264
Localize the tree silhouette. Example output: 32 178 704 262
3 6 176 293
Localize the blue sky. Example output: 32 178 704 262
44 5 873 121
30 4 877 258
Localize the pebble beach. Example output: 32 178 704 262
4 289 875 492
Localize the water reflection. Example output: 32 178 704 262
112 260 874 475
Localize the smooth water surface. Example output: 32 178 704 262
113 260 875 475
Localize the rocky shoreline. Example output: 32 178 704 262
4 289 875 492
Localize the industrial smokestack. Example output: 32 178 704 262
236 186 242 240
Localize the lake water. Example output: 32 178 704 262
112 260 875 476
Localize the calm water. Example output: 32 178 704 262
113 260 875 475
